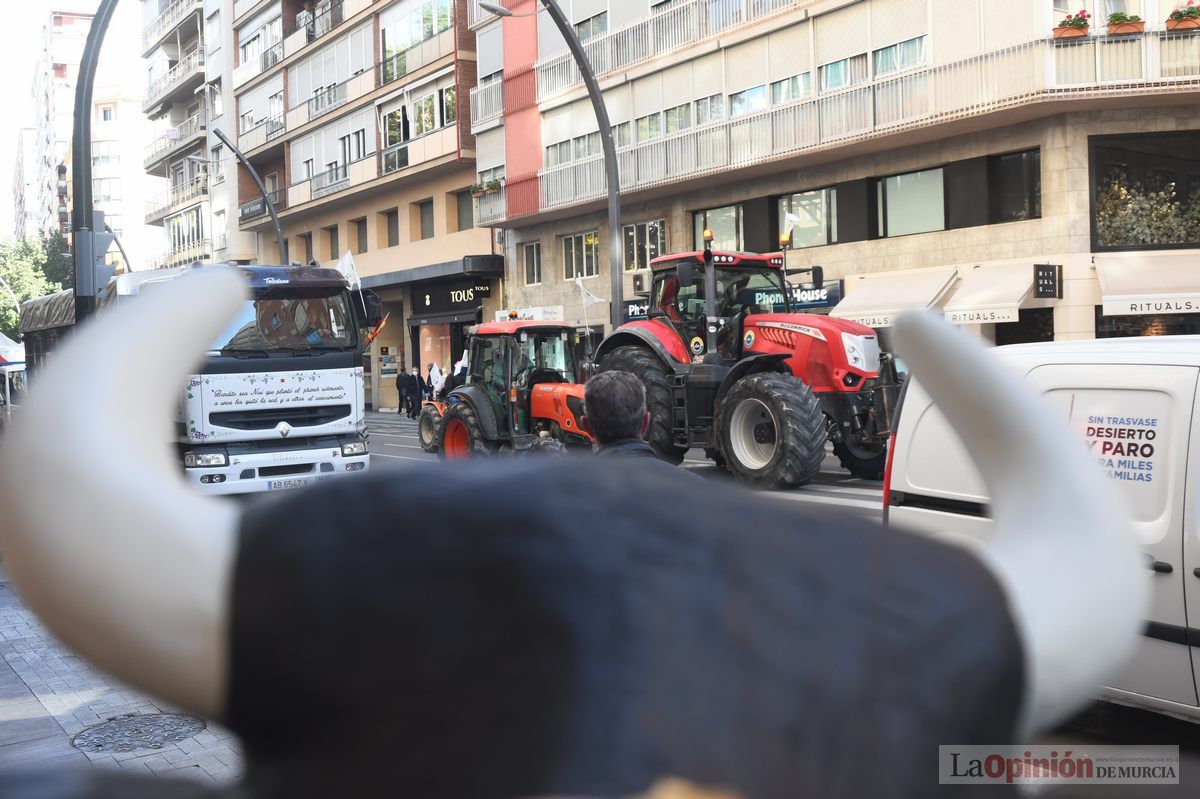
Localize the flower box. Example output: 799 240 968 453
1167 17 1200 30
1053 25 1089 38
1107 20 1145 35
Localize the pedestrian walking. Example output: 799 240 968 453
396 369 415 417
409 367 426 418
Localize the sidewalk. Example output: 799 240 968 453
0 567 242 781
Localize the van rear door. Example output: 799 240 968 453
1026 364 1198 709
1184 384 1200 708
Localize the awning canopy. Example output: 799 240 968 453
1096 254 1200 316
942 264 1035 325
830 267 958 328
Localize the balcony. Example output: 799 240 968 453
233 38 285 89
145 176 209 225
152 239 212 270
470 80 503 129
378 27 456 88
528 33 1200 221
284 156 375 210
312 164 350 199
142 0 203 57
475 187 506 226
238 189 287 223
143 113 207 174
466 0 498 30
143 48 206 113
238 115 286 152
285 69 377 133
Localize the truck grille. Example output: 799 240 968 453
209 405 352 430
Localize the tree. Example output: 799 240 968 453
40 230 73 291
0 237 54 341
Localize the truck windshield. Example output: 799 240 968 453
513 331 577 382
211 290 356 352
652 266 790 320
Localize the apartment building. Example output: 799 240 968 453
13 128 37 240
469 0 1200 346
141 0 257 270
230 0 499 410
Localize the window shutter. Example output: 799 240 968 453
661 62 693 107
982 0 1034 48
814 2 871 66
542 103 574 144
632 73 663 118
691 52 723 97
477 25 503 77
572 0 607 23
768 22 811 81
725 37 768 93
871 0 928 49
932 0 980 62
603 84 631 124
476 128 506 171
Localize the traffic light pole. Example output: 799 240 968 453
70 0 121 324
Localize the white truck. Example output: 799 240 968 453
886 335 1200 723
24 264 375 495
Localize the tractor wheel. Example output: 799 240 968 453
716 372 826 489
598 345 686 465
418 404 443 453
438 402 497 461
832 440 888 481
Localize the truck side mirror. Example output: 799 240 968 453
810 265 824 290
677 261 695 289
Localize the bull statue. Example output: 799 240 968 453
0 269 1145 798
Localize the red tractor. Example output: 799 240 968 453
594 239 901 488
438 321 593 459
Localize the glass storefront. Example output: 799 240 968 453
995 308 1056 346
1096 308 1200 338
417 322 454 373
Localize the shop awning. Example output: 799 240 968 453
1096 254 1200 316
830 267 958 328
942 264 1035 325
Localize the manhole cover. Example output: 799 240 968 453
72 713 206 753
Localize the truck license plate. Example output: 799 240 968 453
268 478 309 491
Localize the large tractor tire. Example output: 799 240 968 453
716 372 826 489
598 345 686 465
832 440 887 481
438 402 497 461
418 404 443 453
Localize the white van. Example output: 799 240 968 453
886 335 1200 723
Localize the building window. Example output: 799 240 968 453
545 140 572 168
416 199 435 240
990 150 1042 223
92 178 121 202
440 86 457 126
729 85 767 118
1092 131 1200 250
91 141 119 167
876 168 946 237
575 12 607 42
623 220 666 272
665 103 692 134
820 54 869 91
302 232 314 263
54 63 67 79
98 104 115 122
211 144 224 182
213 210 227 250
339 129 366 164
771 73 811 105
353 218 368 254
779 188 838 248
563 232 599 279
302 159 314 181
385 209 400 247
573 132 600 160
456 191 474 232
695 94 724 126
612 122 632 148
327 225 340 259
873 36 926 77
477 165 505 186
522 242 542 286
636 113 662 142
693 205 743 251
208 80 223 118
414 93 437 136
239 110 256 134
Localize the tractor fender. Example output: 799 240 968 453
447 385 500 441
595 324 688 371
714 353 792 412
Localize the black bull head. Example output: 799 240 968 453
0 270 1145 798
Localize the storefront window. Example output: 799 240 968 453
693 205 743 251
1095 308 1200 337
778 188 837 248
875 168 945 237
1091 131 1200 250
623 220 665 271
990 150 1042 223
995 308 1055 346
419 323 453 372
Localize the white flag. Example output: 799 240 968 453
575 275 607 308
335 250 362 291
784 212 803 238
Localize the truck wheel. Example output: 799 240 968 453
832 440 887 481
598 345 686 465
418 404 442 453
717 372 826 489
438 402 496 461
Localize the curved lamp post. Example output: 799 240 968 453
479 1 623 331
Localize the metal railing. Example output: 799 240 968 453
266 115 287 140
312 164 350 198
470 80 503 127
143 0 202 53
308 82 349 120
146 175 210 223
475 186 506 226
145 48 205 109
300 0 345 45
536 0 799 100
143 113 207 168
262 40 284 71
153 238 212 269
466 0 496 29
381 142 409 175
533 33 1200 217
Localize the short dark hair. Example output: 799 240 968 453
584 371 646 445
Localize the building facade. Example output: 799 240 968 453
13 128 37 240
230 0 501 410
469 0 1200 346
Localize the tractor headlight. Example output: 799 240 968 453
840 332 878 372
184 451 228 468
342 441 368 456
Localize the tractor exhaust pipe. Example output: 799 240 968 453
702 231 717 359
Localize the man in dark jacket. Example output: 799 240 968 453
581 371 668 461
396 369 414 417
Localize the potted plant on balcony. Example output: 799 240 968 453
471 183 487 198
1167 1 1200 30
1053 10 1090 38
1106 11 1145 35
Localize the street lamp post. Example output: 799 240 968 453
479 1 623 331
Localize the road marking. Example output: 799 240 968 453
372 453 433 463
816 485 885 498
760 491 882 510
379 441 424 450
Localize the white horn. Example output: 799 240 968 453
0 268 247 720
892 312 1146 736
